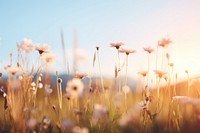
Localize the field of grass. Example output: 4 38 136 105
0 38 200 133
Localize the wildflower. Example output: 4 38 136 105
138 71 148 77
5 66 19 75
169 63 174 67
73 109 83 115
0 87 7 97
61 119 75 130
185 69 189 74
31 82 37 93
57 78 62 83
92 104 108 125
44 84 53 95
41 51 55 64
31 82 36 87
26 117 37 130
38 76 42 82
42 116 52 131
35 43 50 55
72 126 89 133
18 75 23 80
173 96 200 105
122 85 131 94
38 83 43 89
143 47 154 54
158 37 172 48
74 71 87 79
65 78 84 99
17 38 34 53
154 70 166 78
43 116 51 125
110 42 125 50
96 45 100 51
119 48 136 55
93 104 108 120
163 75 168 81
63 93 71 100
173 96 191 104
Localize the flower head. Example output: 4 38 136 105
74 71 87 79
92 104 108 124
17 38 34 53
138 71 148 77
65 78 84 99
158 37 172 48
119 48 136 55
35 43 50 55
122 85 131 94
154 70 166 78
143 47 154 54
41 51 56 64
110 42 125 50
44 84 53 95
61 119 75 130
5 66 19 75
96 45 100 51
72 126 89 133
26 117 38 130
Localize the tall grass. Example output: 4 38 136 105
0 37 200 133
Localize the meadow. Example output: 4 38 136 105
0 38 200 133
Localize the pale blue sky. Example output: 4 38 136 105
1 0 200 80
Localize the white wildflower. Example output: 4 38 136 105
41 51 55 64
122 85 131 94
35 43 50 55
26 117 37 129
38 83 43 89
65 78 84 99
17 38 34 53
5 66 19 75
72 126 89 133
44 84 53 95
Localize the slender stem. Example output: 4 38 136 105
172 67 176 96
187 74 189 95
124 92 127 112
161 48 164 69
56 72 61 110
118 50 121 92
59 82 62 109
155 45 158 70
148 54 150 72
125 55 128 86
97 50 104 92
157 77 161 112
147 53 150 86
33 56 41 108
157 78 161 99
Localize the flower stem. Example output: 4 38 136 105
97 50 104 92
125 55 128 86
118 50 121 92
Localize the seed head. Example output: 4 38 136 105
58 78 62 83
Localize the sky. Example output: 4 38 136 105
1 0 200 81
